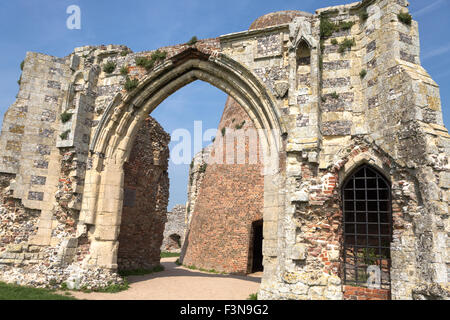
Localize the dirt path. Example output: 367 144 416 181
70 257 261 300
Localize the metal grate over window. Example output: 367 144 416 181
342 165 392 290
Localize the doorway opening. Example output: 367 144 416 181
250 219 264 273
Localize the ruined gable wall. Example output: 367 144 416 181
181 97 264 273
118 116 170 271
161 204 187 253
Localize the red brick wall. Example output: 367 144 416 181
117 117 170 271
181 97 264 274
343 285 391 300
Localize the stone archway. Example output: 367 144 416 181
77 47 285 291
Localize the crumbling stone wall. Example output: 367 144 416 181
161 205 187 253
181 97 264 274
0 0 448 299
118 117 170 271
186 145 212 225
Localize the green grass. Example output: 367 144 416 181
160 251 180 258
184 264 227 275
0 281 76 300
118 265 165 277
247 293 258 300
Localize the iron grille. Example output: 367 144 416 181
342 165 392 290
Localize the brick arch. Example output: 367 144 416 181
78 47 285 276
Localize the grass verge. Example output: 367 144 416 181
160 251 180 258
118 265 165 277
0 281 76 300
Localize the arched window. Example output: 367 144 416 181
342 165 392 290
296 41 311 91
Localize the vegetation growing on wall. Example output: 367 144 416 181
135 50 167 71
360 69 367 79
60 111 73 123
338 38 356 54
320 17 355 39
59 130 70 140
397 11 412 25
124 77 139 92
103 61 116 74
186 36 198 45
120 66 129 76
235 120 245 130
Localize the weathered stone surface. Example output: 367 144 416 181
118 117 170 271
0 1 448 301
161 205 187 253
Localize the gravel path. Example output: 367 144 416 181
70 257 262 300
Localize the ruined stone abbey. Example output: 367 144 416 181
0 0 449 300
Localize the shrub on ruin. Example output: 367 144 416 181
60 111 73 123
397 11 412 25
320 17 336 38
235 120 245 130
124 77 139 92
186 36 198 45
320 17 354 39
120 66 129 76
103 61 116 74
59 130 70 140
151 49 167 61
135 56 155 70
360 10 369 22
360 69 367 79
330 91 339 99
338 38 356 53
198 163 207 173
339 21 354 31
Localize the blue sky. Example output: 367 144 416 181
0 0 449 210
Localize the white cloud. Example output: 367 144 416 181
412 0 445 17
422 43 450 60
